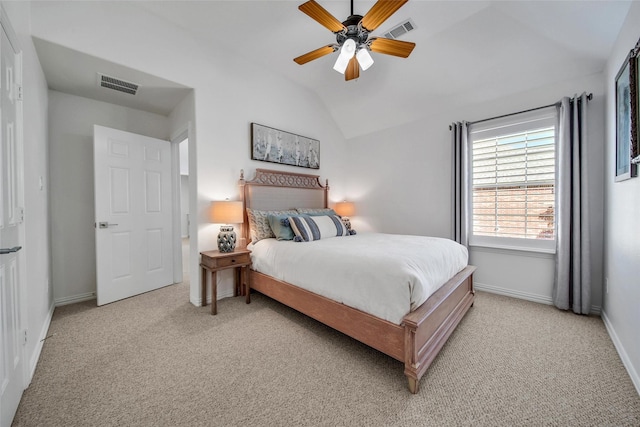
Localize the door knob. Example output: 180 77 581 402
97 222 119 229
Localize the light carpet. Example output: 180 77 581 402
12 281 640 426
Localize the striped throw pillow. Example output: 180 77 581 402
288 215 349 242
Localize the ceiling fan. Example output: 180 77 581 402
294 0 416 81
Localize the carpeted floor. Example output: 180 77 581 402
12 279 640 426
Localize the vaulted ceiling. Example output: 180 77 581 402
32 1 632 139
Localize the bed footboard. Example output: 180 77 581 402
402 265 476 393
250 265 476 394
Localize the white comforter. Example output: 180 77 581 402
249 233 468 325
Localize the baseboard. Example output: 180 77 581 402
474 282 601 315
475 282 553 305
54 292 96 307
27 301 55 385
191 288 235 307
601 309 640 397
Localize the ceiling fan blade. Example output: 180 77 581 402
299 0 346 33
294 45 337 65
345 56 360 81
361 0 408 31
370 38 415 58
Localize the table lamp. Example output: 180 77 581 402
334 201 355 231
210 200 243 252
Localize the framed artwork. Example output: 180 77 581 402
632 38 640 167
251 123 320 169
615 50 636 181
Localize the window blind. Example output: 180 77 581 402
469 108 556 248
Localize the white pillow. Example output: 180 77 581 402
288 215 349 242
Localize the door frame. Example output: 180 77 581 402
170 122 193 285
9 14 27 389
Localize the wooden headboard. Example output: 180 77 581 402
239 168 329 243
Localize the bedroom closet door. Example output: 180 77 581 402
93 125 174 306
0 14 24 427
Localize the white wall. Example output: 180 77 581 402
603 1 640 395
346 72 605 312
179 138 189 175
48 90 170 304
2 0 52 383
31 1 349 305
180 175 189 237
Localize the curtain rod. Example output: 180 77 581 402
450 93 593 130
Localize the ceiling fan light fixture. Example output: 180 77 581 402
356 48 374 71
333 38 356 74
295 0 415 81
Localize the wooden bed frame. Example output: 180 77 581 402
240 168 476 394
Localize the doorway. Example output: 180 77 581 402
179 136 190 284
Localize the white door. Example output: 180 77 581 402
0 18 24 427
94 125 174 306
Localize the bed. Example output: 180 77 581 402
239 168 476 393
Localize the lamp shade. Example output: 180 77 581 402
356 48 374 71
334 201 355 217
210 200 243 224
333 39 356 74
333 54 351 74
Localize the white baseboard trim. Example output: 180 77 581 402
474 282 553 305
191 288 235 307
27 301 55 385
474 282 601 315
601 309 640 397
218 288 235 300
54 292 96 307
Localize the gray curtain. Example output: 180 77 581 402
553 93 591 314
451 122 469 247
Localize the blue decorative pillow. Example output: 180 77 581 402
267 214 296 241
288 214 349 242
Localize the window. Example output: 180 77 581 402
468 108 556 252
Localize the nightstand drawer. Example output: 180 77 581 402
215 253 250 269
200 251 250 270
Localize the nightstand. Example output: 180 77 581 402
200 249 251 315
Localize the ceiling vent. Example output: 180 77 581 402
97 73 139 95
382 19 416 40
